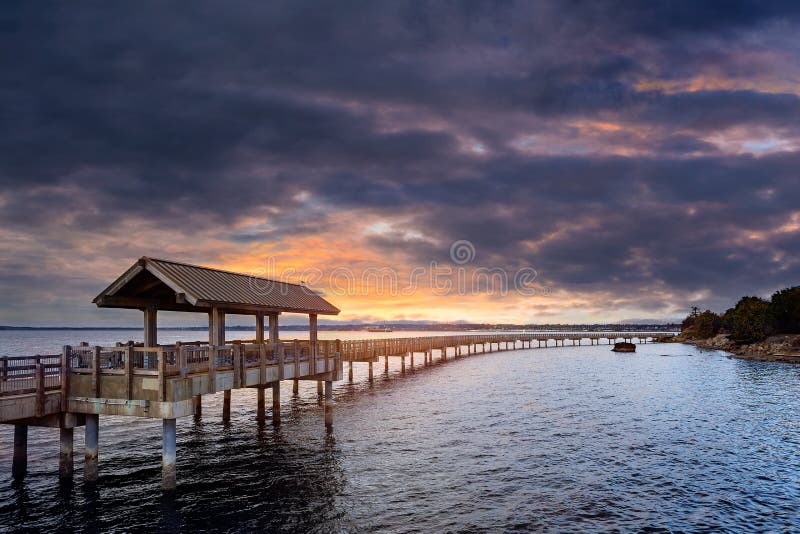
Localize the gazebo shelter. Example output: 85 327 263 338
84 257 341 489
93 256 340 348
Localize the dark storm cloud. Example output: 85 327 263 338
2 0 800 322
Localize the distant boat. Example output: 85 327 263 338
366 326 392 332
612 342 636 352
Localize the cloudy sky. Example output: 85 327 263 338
2 1 800 326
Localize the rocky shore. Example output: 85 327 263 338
668 333 800 363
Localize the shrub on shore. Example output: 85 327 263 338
724 297 773 344
683 285 799 344
768 286 800 334
682 310 723 339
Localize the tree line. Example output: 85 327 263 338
682 286 800 344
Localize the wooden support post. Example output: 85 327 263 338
257 386 265 422
441 347 446 361
348 360 353 382
324 380 333 429
317 380 323 396
208 345 217 394
269 313 279 346
293 340 300 378
59 427 74 479
222 390 231 422
61 345 71 411
272 382 281 426
232 344 241 389
401 354 406 373
193 395 202 419
385 355 389 373
410 352 414 367
210 307 225 346
293 379 299 395
368 361 373 382
162 418 176 491
309 313 318 374
85 414 99 482
91 346 101 398
124 345 133 400
177 343 187 378
12 424 27 479
35 357 45 417
157 348 166 402
255 312 265 344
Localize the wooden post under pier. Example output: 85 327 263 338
222 390 231 422
257 387 266 422
162 418 176 491
272 382 281 426
85 414 99 483
59 427 73 479
12 424 27 479
193 395 202 419
324 381 333 429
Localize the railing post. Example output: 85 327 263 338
178 343 187 379
124 345 133 400
92 346 101 398
232 344 241 388
61 346 71 411
335 340 342 381
208 346 217 393
259 342 267 384
293 340 300 377
35 356 44 417
277 343 285 380
158 348 166 402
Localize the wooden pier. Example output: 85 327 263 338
1 330 673 489
0 256 676 489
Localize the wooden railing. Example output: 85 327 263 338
0 355 62 398
0 333 673 401
339 332 676 361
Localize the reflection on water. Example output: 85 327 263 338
1 339 800 531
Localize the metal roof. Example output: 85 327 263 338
93 257 340 315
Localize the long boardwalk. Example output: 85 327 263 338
1 330 674 488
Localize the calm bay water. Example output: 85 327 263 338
1 330 799 531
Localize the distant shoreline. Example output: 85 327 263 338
0 324 681 332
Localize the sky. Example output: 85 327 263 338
2 1 800 326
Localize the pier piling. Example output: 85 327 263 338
84 414 99 482
193 395 202 419
59 427 74 479
272 382 281 426
12 424 27 479
368 361 373 382
293 379 299 395
162 418 176 491
257 386 266 422
324 381 333 429
222 390 231 422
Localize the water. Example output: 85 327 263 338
1 332 799 531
